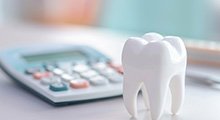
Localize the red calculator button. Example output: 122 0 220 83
33 72 52 80
117 66 124 74
43 72 52 77
33 72 43 80
70 79 89 89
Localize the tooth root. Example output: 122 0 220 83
145 79 169 120
170 73 185 114
141 85 150 110
123 74 142 118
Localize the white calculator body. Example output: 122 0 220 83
0 44 123 105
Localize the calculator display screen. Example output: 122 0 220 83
22 51 87 63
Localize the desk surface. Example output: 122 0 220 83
0 24 220 120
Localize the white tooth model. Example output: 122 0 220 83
122 33 187 120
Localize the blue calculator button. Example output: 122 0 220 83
49 82 68 92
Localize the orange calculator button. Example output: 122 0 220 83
70 80 89 89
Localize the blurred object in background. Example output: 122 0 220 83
0 0 2 23
23 0 100 25
100 0 210 40
1 0 101 25
211 0 220 41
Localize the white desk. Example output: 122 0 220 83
0 24 220 120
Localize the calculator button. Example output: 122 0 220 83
80 70 99 79
72 64 90 73
44 65 56 71
49 82 68 92
99 68 115 76
71 73 80 78
92 62 107 70
52 68 64 76
117 66 124 74
70 79 89 89
57 62 72 72
33 72 51 80
33 72 42 80
89 76 108 86
51 76 62 83
40 78 52 85
41 76 61 85
107 73 123 83
25 68 40 74
61 74 76 82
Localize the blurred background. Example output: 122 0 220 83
0 0 216 40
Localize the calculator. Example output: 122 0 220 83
0 44 123 105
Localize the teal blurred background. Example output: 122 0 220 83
99 0 209 39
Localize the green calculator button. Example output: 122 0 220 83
49 82 68 92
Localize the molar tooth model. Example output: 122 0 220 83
122 33 187 120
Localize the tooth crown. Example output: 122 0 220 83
122 33 187 120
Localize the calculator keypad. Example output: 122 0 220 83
25 62 123 92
